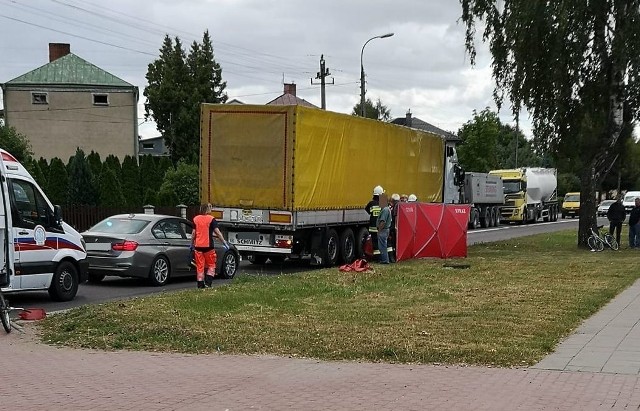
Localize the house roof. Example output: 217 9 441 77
266 93 317 108
5 53 134 88
391 116 460 141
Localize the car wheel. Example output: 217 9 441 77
88 273 105 284
48 261 79 302
149 255 170 286
220 251 239 279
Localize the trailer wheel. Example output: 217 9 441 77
493 207 500 226
355 227 369 258
488 208 495 227
469 210 480 229
323 229 339 267
339 228 356 264
480 207 489 228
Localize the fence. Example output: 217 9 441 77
61 204 200 232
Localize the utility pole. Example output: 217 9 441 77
311 54 333 110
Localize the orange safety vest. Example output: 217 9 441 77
193 214 216 249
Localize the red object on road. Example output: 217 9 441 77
19 308 47 321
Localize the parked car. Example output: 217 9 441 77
561 192 581 218
597 200 616 217
82 214 240 286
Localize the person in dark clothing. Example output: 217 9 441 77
628 198 640 248
365 185 384 259
607 196 626 245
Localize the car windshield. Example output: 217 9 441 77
599 200 615 207
564 195 579 202
503 181 521 194
88 218 150 234
625 195 639 203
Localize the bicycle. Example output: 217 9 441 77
0 289 12 333
588 225 619 252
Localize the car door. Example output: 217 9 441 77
152 219 191 274
8 177 61 289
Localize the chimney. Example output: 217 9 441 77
406 109 412 127
49 43 70 62
283 83 296 96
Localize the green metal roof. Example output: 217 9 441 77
6 53 134 88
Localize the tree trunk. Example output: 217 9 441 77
577 165 598 248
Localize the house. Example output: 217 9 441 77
138 136 169 157
391 110 460 142
266 83 317 107
1 43 139 161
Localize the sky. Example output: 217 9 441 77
0 0 532 139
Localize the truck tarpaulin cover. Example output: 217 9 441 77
200 104 444 210
396 203 469 260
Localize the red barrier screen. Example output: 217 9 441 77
396 203 469 260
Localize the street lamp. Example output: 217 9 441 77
360 32 394 117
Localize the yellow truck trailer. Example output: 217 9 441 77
200 104 449 266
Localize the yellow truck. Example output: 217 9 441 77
200 104 449 266
489 167 560 224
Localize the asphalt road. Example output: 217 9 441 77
7 216 586 313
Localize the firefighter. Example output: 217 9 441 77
365 185 384 259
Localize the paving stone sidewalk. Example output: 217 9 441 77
5 278 640 410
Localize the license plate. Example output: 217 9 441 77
229 232 269 246
86 243 111 251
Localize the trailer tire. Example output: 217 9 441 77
323 228 339 267
480 207 489 228
339 228 356 264
48 261 79 302
355 227 369 259
488 208 495 227
470 210 480 229
493 207 500 226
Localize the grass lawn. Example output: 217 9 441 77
39 229 639 367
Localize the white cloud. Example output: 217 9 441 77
0 0 533 139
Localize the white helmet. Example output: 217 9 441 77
373 185 385 196
391 193 400 201
408 194 417 202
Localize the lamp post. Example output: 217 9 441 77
360 32 394 117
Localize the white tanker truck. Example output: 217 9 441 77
489 167 560 224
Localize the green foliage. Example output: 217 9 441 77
47 158 68 206
142 188 157 206
139 155 161 195
352 97 391 121
121 155 141 208
99 166 126 207
67 148 97 205
86 151 102 179
158 162 199 206
104 154 122 181
459 0 640 246
156 156 173 179
558 173 581 197
36 157 49 192
456 108 541 172
24 159 46 189
145 31 227 164
0 124 33 163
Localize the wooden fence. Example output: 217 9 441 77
61 205 200 232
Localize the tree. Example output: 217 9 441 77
104 154 122 181
139 155 161 201
47 158 68 206
352 97 391 121
67 148 97 205
98 166 125 207
121 155 141 208
456 108 542 172
158 161 199 206
24 159 46 189
460 1 640 247
37 157 49 192
0 124 33 163
145 31 227 164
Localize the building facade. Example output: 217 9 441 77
1 43 138 161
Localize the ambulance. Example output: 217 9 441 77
0 149 87 301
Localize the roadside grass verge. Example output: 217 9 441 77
39 229 638 367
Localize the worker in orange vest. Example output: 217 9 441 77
192 203 228 288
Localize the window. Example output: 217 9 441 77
88 218 149 234
153 220 185 240
142 143 154 149
93 94 109 106
8 179 55 229
32 92 48 105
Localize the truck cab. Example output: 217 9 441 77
0 149 87 301
561 192 580 218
